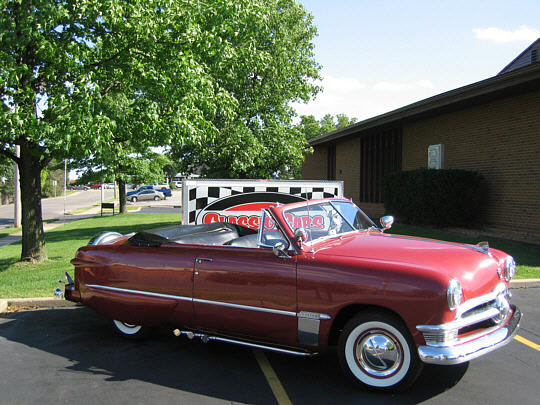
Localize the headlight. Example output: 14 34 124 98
504 256 516 282
447 278 462 310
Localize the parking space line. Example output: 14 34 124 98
515 335 540 352
253 350 293 405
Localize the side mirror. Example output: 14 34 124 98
294 228 308 246
273 242 291 259
379 216 394 232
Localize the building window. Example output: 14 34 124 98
359 128 402 203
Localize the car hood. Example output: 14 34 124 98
312 232 505 297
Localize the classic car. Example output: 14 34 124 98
58 198 521 391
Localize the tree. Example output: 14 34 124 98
297 113 357 141
168 0 321 178
0 0 239 261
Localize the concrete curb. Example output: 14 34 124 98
1 279 538 314
509 278 540 289
0 298 79 313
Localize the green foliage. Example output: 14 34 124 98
383 168 487 227
0 152 14 201
40 159 65 197
168 0 321 178
297 113 357 140
0 0 321 259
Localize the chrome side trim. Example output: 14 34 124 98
85 284 192 302
297 311 331 320
298 316 320 346
84 284 331 320
193 297 297 317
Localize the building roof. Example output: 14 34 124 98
310 62 540 147
498 38 540 75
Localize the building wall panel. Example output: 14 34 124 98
403 89 540 242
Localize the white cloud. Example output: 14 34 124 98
473 25 540 43
292 74 439 121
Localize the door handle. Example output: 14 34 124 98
195 257 213 264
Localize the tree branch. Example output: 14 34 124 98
0 147 20 164
86 46 130 69
100 79 121 96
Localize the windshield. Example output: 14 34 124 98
281 200 374 244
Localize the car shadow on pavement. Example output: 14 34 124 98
0 307 468 404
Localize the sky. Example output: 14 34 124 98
293 0 540 121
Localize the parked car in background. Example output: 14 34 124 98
60 198 520 391
126 189 165 202
90 183 102 189
127 184 172 198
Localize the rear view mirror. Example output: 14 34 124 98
379 216 394 232
273 242 291 259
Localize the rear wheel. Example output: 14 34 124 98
338 311 422 392
113 320 149 339
131 196 138 202
154 195 160 201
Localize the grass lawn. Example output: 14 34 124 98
0 213 180 298
389 224 540 280
0 227 20 240
0 214 537 298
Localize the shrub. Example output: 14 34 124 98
382 168 487 227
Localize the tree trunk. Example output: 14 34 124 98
19 145 47 262
117 179 127 213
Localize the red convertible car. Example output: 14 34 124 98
59 198 521 391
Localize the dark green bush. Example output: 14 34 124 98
382 168 487 227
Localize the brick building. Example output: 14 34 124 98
302 41 540 244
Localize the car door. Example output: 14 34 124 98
192 244 298 347
139 190 152 201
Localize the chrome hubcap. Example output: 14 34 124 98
356 331 402 377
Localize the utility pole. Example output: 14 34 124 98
13 145 21 228
64 159 67 222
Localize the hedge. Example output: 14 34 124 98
382 168 487 227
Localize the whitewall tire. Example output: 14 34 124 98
338 311 422 391
113 320 149 339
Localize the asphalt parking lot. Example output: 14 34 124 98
0 288 538 405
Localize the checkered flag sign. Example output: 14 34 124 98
182 179 344 226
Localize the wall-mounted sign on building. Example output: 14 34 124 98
428 144 444 169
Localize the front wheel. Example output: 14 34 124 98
131 196 138 202
113 320 149 339
154 195 161 201
338 311 423 392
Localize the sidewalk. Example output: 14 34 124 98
0 211 101 248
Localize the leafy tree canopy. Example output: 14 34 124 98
0 0 320 261
297 113 358 141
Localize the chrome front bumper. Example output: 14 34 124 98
418 305 521 365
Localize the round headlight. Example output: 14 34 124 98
504 256 516 282
447 278 462 310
